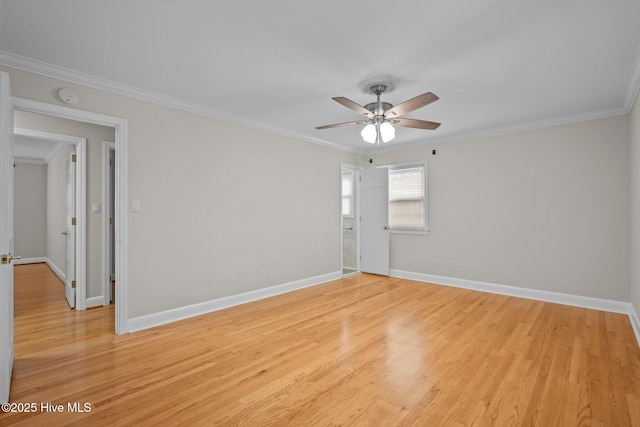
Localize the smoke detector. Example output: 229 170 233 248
58 88 79 105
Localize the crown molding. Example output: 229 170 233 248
363 106 628 155
0 51 358 154
13 157 46 165
2 48 638 157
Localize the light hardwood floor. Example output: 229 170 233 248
2 263 640 426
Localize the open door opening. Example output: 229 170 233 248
12 96 128 335
13 126 87 310
341 164 361 276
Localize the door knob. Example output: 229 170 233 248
62 231 68 236
1 253 21 265
383 226 389 230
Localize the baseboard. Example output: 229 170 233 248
16 257 64 284
13 257 47 265
86 296 104 309
128 271 342 333
629 304 640 350
391 269 632 313
45 258 65 283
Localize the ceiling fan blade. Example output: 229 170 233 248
315 120 368 130
384 92 439 118
391 118 441 130
332 97 375 118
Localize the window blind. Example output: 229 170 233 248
388 166 425 229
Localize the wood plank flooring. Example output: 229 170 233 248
2 263 640 426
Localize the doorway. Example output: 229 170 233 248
341 164 361 276
13 127 87 309
12 96 129 335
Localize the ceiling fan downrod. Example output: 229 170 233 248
373 84 386 117
365 84 392 118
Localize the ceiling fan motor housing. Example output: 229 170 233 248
364 101 392 116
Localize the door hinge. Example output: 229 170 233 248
72 154 77 163
109 158 113 166
71 280 76 289
109 217 113 225
71 217 77 226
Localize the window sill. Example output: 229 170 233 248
390 229 430 236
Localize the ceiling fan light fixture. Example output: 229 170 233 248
380 122 395 143
361 123 377 143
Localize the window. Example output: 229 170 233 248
388 162 427 232
341 170 354 217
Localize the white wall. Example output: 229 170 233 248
372 115 630 301
1 66 360 319
630 90 640 315
126 109 358 316
13 162 46 258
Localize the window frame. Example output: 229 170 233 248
341 169 355 218
384 161 429 235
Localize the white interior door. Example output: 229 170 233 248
0 72 15 403
109 146 115 302
65 147 76 308
360 168 389 276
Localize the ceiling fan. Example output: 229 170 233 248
316 78 441 145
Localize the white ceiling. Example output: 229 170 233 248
1 0 639 154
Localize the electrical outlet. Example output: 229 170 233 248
267 267 273 277
449 260 456 269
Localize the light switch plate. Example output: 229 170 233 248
92 202 101 213
131 200 141 212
